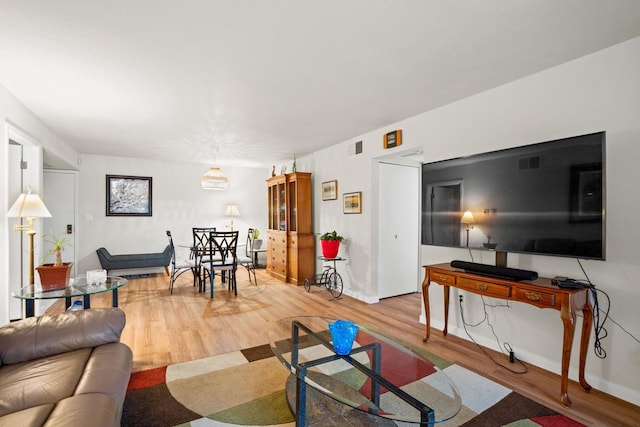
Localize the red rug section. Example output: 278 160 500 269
127 366 167 391
532 414 587 426
355 331 437 399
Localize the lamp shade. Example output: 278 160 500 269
201 167 228 190
461 210 475 224
7 191 52 218
225 204 240 217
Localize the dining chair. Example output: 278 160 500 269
237 228 258 285
166 230 195 294
202 230 239 297
192 227 217 292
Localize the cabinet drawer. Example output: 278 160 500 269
270 234 287 246
514 288 556 307
458 277 511 298
429 270 456 285
269 257 287 275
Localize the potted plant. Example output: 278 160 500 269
320 230 343 259
36 232 73 290
251 228 263 249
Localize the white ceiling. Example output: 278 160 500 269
1 1 639 168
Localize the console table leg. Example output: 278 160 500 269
579 296 593 393
560 298 577 407
442 285 450 336
421 270 431 342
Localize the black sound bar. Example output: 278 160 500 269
450 260 538 281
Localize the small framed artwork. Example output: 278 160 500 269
383 130 402 149
343 191 362 214
106 175 152 216
322 180 338 201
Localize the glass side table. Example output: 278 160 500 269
12 276 128 317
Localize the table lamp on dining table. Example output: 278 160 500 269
225 204 240 231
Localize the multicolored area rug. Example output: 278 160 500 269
122 343 585 427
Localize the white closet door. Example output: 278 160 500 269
378 162 420 298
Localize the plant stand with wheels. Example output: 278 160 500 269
304 257 345 299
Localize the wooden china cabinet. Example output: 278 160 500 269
266 172 314 285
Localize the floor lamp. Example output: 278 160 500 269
461 210 475 248
7 187 52 287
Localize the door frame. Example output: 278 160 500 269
4 122 43 321
371 148 423 301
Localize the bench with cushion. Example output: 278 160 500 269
96 246 171 275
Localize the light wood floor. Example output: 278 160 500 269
47 269 638 426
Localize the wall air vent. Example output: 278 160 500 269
348 140 364 156
518 156 541 170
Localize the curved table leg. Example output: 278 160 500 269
560 295 577 407
422 269 431 342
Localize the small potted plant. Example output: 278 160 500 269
251 228 263 249
36 232 73 290
320 230 343 259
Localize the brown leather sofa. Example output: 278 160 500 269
0 308 133 426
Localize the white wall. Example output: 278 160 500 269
298 37 640 405
0 83 79 324
76 154 269 275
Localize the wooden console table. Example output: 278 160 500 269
422 263 592 407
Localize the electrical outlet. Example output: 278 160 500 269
459 294 463 303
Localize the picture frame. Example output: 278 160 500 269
383 130 402 149
322 180 338 201
106 175 153 216
569 164 602 223
343 191 362 214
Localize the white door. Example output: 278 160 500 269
378 162 420 298
43 170 77 276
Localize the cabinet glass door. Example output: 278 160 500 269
288 181 297 232
278 183 286 230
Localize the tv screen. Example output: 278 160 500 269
421 132 605 260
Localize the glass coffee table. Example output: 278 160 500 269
269 316 461 425
13 276 128 317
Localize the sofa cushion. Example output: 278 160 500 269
0 308 125 365
0 348 91 417
0 404 55 427
44 393 118 427
75 342 132 423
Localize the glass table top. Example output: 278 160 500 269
13 276 128 300
269 316 461 424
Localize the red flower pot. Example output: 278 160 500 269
36 262 73 290
321 240 340 259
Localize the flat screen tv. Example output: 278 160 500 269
421 131 605 261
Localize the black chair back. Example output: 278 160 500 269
208 230 239 268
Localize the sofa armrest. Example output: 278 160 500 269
0 308 126 365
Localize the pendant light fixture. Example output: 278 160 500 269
201 147 228 190
201 167 228 190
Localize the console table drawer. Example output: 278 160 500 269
429 270 456 285
458 277 511 298
515 288 556 307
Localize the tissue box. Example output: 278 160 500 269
86 269 107 285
